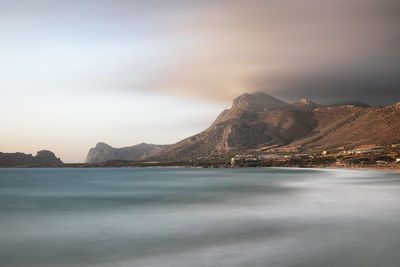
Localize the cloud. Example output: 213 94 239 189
117 0 400 105
2 0 399 105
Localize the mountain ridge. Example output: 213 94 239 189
149 92 400 160
86 92 400 162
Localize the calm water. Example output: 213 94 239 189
1 168 400 267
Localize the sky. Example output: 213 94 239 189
1 0 400 162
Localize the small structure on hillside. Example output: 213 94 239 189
259 154 279 159
231 155 260 165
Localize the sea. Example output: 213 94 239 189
1 167 400 267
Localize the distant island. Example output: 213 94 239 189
0 150 63 168
2 92 400 169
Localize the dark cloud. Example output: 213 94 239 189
251 56 400 105
123 0 400 106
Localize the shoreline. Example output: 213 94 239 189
1 165 399 173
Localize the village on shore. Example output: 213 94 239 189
227 144 400 169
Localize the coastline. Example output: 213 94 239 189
1 164 399 173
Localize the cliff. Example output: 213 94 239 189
86 142 168 163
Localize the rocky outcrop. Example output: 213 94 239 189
0 150 64 167
85 142 168 163
290 98 323 110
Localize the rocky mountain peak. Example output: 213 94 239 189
232 92 289 111
95 142 112 148
210 92 290 126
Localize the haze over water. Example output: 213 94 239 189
1 168 400 267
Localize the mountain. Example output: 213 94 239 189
85 142 168 163
230 92 290 112
151 92 318 159
87 92 400 162
150 92 400 160
0 150 64 167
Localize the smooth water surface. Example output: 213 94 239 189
1 168 400 267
